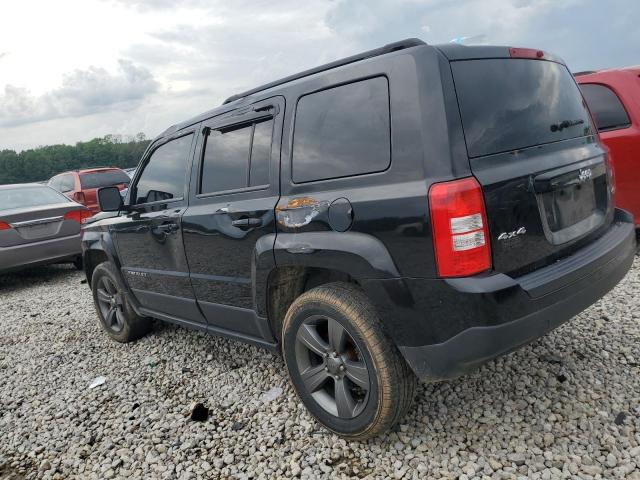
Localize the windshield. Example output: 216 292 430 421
451 59 594 158
80 170 130 189
0 186 70 211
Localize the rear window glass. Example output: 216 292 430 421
0 186 70 211
452 59 594 157
579 83 631 132
292 76 391 183
80 170 130 189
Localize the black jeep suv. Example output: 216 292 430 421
82 39 636 440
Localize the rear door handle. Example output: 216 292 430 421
154 223 179 233
231 217 262 228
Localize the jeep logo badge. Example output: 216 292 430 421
578 168 592 183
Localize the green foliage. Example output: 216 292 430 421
0 134 152 185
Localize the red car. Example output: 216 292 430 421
48 168 130 214
576 67 640 226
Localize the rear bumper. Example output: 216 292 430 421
364 209 636 381
0 234 82 273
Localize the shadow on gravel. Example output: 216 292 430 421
0 264 80 294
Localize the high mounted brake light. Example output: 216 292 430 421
0 221 11 230
429 177 491 277
64 209 93 224
509 47 545 59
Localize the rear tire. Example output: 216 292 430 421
91 262 152 343
282 282 416 440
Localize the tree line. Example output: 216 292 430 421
0 134 152 185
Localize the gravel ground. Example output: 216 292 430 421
0 256 639 480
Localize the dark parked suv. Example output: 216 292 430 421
82 39 636 440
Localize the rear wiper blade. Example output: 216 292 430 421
550 118 584 132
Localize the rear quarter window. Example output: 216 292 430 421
292 76 391 183
579 83 631 132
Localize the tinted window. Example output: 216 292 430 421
0 186 70 211
580 83 631 131
452 59 594 158
292 77 391 183
134 134 192 204
80 170 130 189
201 125 252 194
200 118 274 194
249 119 273 187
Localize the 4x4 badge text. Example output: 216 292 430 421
497 227 527 241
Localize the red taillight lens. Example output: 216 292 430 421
0 221 11 231
509 47 545 59
64 209 93 224
429 177 491 278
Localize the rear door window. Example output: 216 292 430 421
199 118 274 194
451 59 594 158
80 170 130 189
292 76 391 183
579 83 631 132
134 134 193 205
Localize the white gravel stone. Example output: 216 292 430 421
1 255 640 479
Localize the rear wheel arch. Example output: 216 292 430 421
260 232 401 343
266 266 359 343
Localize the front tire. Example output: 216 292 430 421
282 282 416 440
91 262 152 343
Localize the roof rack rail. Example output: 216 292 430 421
573 70 597 76
222 38 426 105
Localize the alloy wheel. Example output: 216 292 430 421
294 315 371 419
96 276 125 333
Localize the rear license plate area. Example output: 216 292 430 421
16 222 59 239
541 181 597 232
534 159 610 245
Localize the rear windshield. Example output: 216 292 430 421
451 59 594 158
0 186 70 211
80 170 130 189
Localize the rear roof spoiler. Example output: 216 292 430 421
435 44 565 65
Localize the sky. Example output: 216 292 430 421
0 0 637 151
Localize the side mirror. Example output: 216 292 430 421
98 186 124 212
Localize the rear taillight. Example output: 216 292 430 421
0 221 11 231
429 177 491 278
64 209 93 224
72 191 86 204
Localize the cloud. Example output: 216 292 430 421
2 0 639 152
0 60 158 127
0 52 7 59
